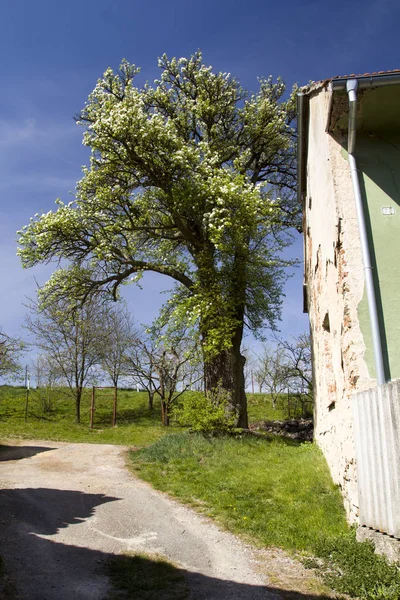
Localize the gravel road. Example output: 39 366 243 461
0 441 330 600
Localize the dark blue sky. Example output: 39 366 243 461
1 0 399 360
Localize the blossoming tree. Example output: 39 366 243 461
18 52 298 428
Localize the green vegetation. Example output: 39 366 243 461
18 52 300 429
129 432 347 551
107 553 189 600
174 388 236 433
246 392 310 422
129 433 400 599
0 387 299 445
306 533 400 600
0 386 181 446
2 385 399 598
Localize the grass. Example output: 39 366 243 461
128 432 400 599
129 432 347 552
0 387 302 446
0 385 182 446
246 392 313 422
305 534 400 600
106 553 189 600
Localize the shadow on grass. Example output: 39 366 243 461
0 486 333 600
0 445 57 462
108 553 334 600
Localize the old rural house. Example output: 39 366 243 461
297 71 400 542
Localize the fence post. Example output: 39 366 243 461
112 386 117 427
90 386 95 429
24 366 30 423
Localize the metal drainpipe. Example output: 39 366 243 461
346 79 386 385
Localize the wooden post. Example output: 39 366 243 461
24 366 30 423
90 386 95 429
112 386 117 427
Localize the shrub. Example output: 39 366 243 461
174 387 236 433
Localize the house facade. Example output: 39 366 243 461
298 72 400 523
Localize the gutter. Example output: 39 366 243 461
297 92 310 313
297 73 400 191
345 80 386 385
331 73 400 92
296 91 309 209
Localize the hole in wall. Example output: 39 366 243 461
322 312 330 333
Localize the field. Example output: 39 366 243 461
0 385 182 446
0 386 299 445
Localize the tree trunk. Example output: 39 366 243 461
204 328 248 429
161 401 169 426
196 245 249 428
148 391 154 411
76 388 82 423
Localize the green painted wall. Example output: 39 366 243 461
355 133 400 380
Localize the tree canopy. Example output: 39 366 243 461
18 52 299 427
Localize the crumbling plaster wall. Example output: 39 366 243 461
305 88 375 521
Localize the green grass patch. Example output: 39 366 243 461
247 393 312 422
0 385 182 447
305 533 400 599
129 433 400 598
0 387 297 446
107 552 189 600
129 432 347 552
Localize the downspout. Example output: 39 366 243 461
346 79 386 385
297 91 310 313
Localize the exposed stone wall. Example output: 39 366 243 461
305 88 375 522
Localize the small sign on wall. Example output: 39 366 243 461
381 207 395 215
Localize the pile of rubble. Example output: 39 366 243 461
250 418 314 442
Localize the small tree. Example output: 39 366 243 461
126 331 201 424
255 344 288 407
0 330 25 380
125 335 160 410
278 333 313 417
155 345 196 426
25 298 104 423
254 333 313 417
31 353 61 413
99 302 138 388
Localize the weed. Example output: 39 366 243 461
307 532 400 599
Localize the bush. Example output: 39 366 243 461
174 387 236 433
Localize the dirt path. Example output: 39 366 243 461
0 441 331 600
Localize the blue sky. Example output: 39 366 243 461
1 0 399 367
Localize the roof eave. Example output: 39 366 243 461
330 72 400 92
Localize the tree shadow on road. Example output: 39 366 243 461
0 487 120 534
0 487 334 600
0 445 57 461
